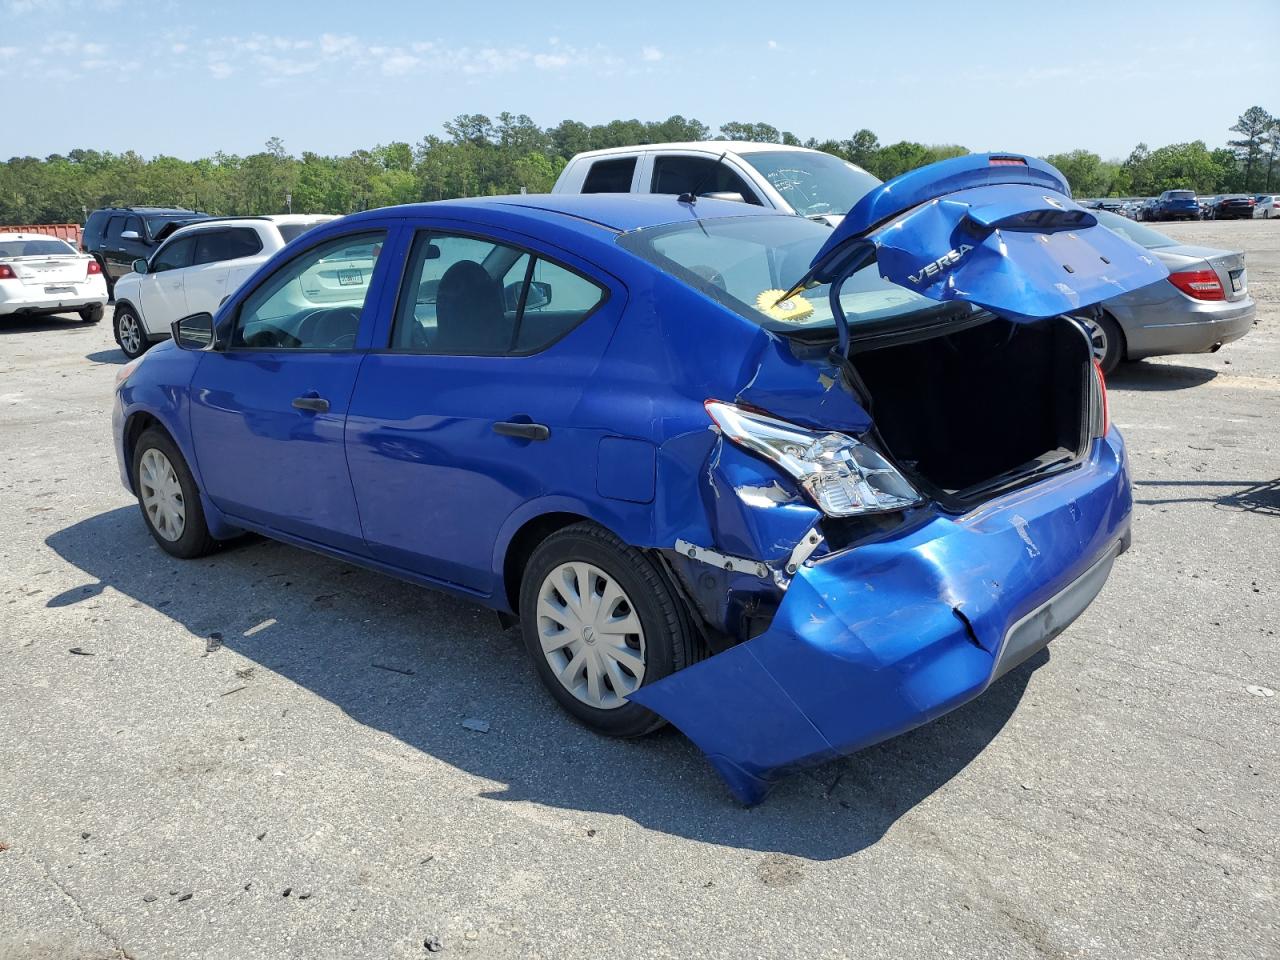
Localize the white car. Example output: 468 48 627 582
0 233 108 324
111 214 335 358
1254 195 1278 219
552 141 880 225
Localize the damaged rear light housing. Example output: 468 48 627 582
705 400 922 517
1168 268 1226 301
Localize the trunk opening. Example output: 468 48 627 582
850 314 1092 504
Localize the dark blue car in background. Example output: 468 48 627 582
1149 189 1203 221
112 154 1166 803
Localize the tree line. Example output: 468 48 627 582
1 106 1276 225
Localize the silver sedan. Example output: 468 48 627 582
1085 211 1255 373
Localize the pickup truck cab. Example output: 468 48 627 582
552 141 879 225
111 214 335 358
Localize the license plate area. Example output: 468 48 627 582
45 285 75 294
1230 269 1245 293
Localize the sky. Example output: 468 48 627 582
1 0 1277 161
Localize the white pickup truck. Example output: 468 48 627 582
551 141 880 225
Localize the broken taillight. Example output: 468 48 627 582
704 400 922 517
1093 360 1109 436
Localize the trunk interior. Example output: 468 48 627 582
851 315 1092 501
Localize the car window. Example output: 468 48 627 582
1092 210 1175 248
123 216 144 237
277 221 328 244
651 155 760 204
581 157 636 193
391 231 605 355
231 231 384 350
193 228 263 265
105 216 125 240
740 150 881 218
151 236 197 272
0 238 78 257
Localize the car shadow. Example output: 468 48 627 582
1109 361 1218 391
1134 477 1280 516
86 348 126 365
0 314 92 334
44 506 1042 860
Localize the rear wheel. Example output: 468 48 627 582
1083 313 1124 375
79 303 103 324
114 304 148 359
518 523 697 737
131 427 218 558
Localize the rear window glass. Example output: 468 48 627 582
581 157 636 193
1167 191 1195 199
0 238 77 257
618 214 959 335
1092 210 1175 249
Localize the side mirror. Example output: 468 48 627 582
526 280 552 310
703 191 747 204
132 258 149 275
120 230 140 241
171 312 216 351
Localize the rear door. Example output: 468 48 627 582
188 227 392 552
101 215 129 279
137 235 196 335
187 227 264 314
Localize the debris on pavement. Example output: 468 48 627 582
219 685 247 697
205 632 223 654
424 936 443 952
67 647 94 656
177 892 192 902
460 717 490 733
1246 685 1275 698
142 894 157 902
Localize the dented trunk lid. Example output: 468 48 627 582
797 153 1168 333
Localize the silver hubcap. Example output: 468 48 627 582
139 448 186 541
119 313 141 354
536 562 645 709
1082 318 1108 364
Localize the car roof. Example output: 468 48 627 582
164 214 335 238
346 193 785 235
569 141 822 160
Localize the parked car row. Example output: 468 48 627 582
1080 192 1280 222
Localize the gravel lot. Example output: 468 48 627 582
1 219 1276 960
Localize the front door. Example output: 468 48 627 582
189 228 389 553
137 234 196 336
345 228 620 595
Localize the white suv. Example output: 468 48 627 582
111 214 335 358
551 141 880 225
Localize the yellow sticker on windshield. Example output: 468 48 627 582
755 289 815 323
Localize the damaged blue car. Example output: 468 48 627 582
112 154 1166 804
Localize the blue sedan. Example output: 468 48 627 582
112 155 1165 804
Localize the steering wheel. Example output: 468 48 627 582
295 306 362 349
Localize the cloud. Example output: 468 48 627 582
767 39 778 49
534 52 569 69
381 53 420 76
208 61 233 80
641 45 663 62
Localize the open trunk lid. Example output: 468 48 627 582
790 153 1168 337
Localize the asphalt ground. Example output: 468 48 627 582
1 219 1276 960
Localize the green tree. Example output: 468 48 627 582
1228 106 1273 190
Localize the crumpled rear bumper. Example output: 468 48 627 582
631 433 1132 804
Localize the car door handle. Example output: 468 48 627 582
292 395 330 413
493 420 550 441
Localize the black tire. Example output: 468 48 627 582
518 522 699 738
114 303 149 360
79 303 103 324
1089 312 1125 376
131 427 218 559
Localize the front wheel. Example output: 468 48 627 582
132 428 218 558
518 523 699 737
114 304 149 359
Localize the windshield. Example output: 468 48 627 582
1093 209 1175 249
739 151 881 219
0 238 77 257
144 214 204 236
617 214 959 334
